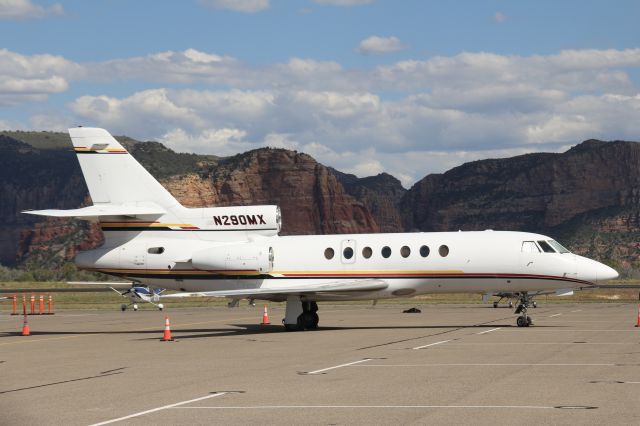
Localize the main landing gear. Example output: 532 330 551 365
514 292 534 327
120 303 164 311
283 296 319 331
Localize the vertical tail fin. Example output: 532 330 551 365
69 127 181 210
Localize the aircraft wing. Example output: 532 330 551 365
66 281 135 287
23 203 165 219
162 279 388 300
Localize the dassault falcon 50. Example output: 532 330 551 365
25 127 619 329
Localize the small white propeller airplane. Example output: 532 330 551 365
24 128 619 329
67 282 166 311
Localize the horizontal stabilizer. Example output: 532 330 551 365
162 279 388 300
23 203 166 219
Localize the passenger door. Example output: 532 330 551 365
521 240 540 271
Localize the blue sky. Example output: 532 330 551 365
1 0 639 185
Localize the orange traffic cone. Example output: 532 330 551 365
47 294 54 315
261 305 270 325
21 304 30 336
161 316 174 341
635 304 640 327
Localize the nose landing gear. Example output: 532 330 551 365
514 292 534 327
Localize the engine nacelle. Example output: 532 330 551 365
191 244 274 274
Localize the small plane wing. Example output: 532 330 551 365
162 279 388 300
23 203 165 219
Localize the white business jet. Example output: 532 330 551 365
24 128 618 329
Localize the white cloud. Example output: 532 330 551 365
4 46 640 183
198 0 269 13
68 82 640 184
357 36 407 55
494 12 506 23
86 48 640 96
160 127 250 154
0 0 63 19
0 49 82 105
313 0 374 5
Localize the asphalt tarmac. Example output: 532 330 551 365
1 302 639 425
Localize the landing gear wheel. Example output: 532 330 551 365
516 316 527 327
514 292 533 327
121 304 127 312
298 312 319 330
133 304 139 311
493 302 498 308
508 301 513 308
532 301 537 308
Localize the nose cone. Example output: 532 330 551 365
575 256 619 284
597 263 619 283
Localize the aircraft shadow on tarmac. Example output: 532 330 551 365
2 322 561 340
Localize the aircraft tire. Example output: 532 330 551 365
516 316 527 327
493 302 498 308
305 312 319 330
526 316 533 326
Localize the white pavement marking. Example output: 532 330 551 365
570 310 582 313
533 329 640 332
476 328 501 335
412 340 451 350
356 363 616 367
89 392 228 426
549 313 562 317
174 404 555 410
450 342 634 345
306 359 372 375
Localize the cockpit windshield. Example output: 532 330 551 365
537 240 556 253
547 240 571 253
523 240 571 254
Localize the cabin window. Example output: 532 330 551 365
324 247 335 259
381 246 392 258
438 245 449 257
420 245 430 257
400 246 411 258
537 241 556 253
362 246 372 259
343 247 354 260
147 247 164 254
521 241 540 253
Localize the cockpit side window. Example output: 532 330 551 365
548 240 571 253
521 241 540 253
537 240 556 253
